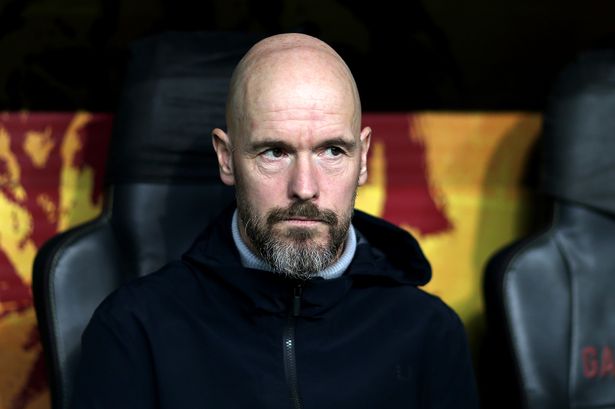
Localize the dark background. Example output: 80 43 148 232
1 0 614 112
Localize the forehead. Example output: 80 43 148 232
241 49 357 131
245 98 355 146
250 89 352 123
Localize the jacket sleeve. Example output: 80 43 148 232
71 298 157 409
421 307 480 409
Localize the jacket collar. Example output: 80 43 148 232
182 205 431 318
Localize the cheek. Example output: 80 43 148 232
235 163 286 206
320 172 360 209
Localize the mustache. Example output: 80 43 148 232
267 201 338 226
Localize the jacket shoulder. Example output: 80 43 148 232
387 284 467 336
93 260 200 322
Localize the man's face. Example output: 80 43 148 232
214 50 371 279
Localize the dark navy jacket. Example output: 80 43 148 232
73 208 479 409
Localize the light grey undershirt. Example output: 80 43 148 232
231 209 356 280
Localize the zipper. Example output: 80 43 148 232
283 283 304 409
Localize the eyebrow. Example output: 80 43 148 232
315 137 357 152
248 139 294 153
248 137 357 153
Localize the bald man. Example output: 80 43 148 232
73 34 478 409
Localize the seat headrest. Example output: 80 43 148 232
106 31 261 185
542 48 615 215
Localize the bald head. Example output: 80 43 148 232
226 33 362 139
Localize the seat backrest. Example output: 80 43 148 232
32 31 259 409
482 48 615 409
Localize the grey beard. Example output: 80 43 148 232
259 232 337 280
238 202 350 280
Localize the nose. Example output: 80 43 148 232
288 154 319 201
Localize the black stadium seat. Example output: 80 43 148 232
482 48 615 409
32 32 259 409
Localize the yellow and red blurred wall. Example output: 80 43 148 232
0 111 541 409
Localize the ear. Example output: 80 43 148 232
212 128 235 186
358 126 372 186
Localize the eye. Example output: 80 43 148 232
262 148 285 159
324 146 345 157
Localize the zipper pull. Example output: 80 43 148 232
292 284 303 317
